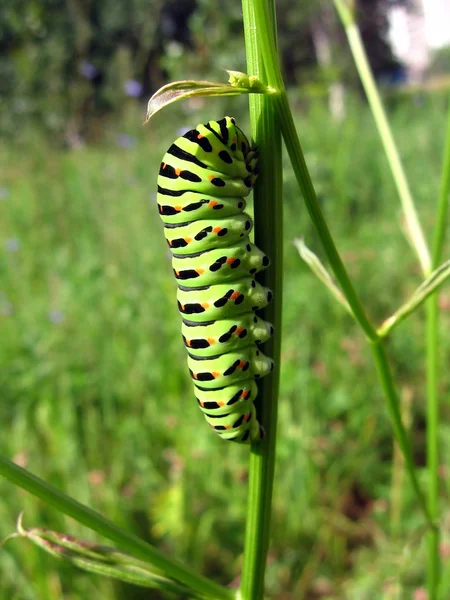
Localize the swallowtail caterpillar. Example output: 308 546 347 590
157 116 273 443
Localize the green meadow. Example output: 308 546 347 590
1 94 450 598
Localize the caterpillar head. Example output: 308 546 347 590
206 116 258 173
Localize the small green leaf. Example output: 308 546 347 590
378 259 450 337
10 514 198 596
145 75 274 123
226 70 267 91
294 238 354 317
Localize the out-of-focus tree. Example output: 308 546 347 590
0 0 411 142
357 0 409 81
0 0 196 141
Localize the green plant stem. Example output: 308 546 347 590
276 48 434 532
245 0 434 531
335 2 444 594
431 100 450 267
426 298 440 600
276 92 376 341
0 456 234 600
240 1 282 599
390 387 412 536
369 343 431 524
333 0 431 277
249 0 375 341
425 98 450 599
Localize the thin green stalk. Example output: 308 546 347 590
431 99 450 267
250 0 375 341
426 298 440 599
334 2 449 595
0 456 234 600
369 343 431 526
425 98 450 599
276 40 434 534
390 388 412 536
246 0 434 531
334 0 431 276
240 1 282 598
276 92 376 341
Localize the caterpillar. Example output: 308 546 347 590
157 116 273 443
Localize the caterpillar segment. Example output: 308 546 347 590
172 241 270 286
165 122 255 180
159 160 254 197
194 380 257 413
202 401 262 442
182 314 273 358
177 279 272 322
157 116 273 443
158 195 247 225
163 212 254 254
188 346 273 387
195 381 262 442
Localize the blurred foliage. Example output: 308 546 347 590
430 45 450 77
0 0 407 142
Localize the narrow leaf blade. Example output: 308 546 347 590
378 259 450 336
294 238 354 316
145 73 273 123
11 517 198 596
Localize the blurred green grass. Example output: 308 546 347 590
1 94 450 599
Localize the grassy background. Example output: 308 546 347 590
1 93 450 599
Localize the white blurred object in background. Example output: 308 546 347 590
389 0 450 82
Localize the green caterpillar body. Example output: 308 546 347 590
157 116 273 443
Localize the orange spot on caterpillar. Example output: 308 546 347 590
185 339 191 346
239 361 247 369
180 305 185 311
208 174 216 181
244 413 251 421
231 291 240 300
200 401 205 407
241 390 249 399
174 205 183 211
197 133 204 139
225 424 231 429
232 137 237 142
196 268 205 274
209 200 218 207
175 168 182 176
201 302 210 309
226 257 235 264
162 163 167 169
175 271 180 276
212 371 221 378
192 373 198 380
235 327 243 335
217 401 225 406
184 237 192 243
207 337 216 344
213 226 221 233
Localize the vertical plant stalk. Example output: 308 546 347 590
390 387 412 536
333 0 431 277
245 0 434 531
335 2 445 595
240 0 283 598
275 88 432 521
425 98 450 599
